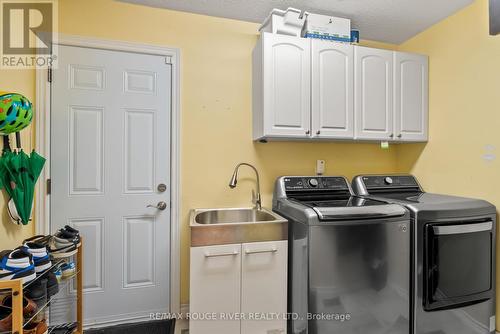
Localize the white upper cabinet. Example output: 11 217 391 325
253 33 311 139
394 52 429 142
354 46 394 141
311 40 354 139
252 34 428 142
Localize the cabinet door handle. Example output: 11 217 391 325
305 130 310 135
397 134 402 138
389 133 394 138
245 248 277 255
205 251 239 258
316 130 321 135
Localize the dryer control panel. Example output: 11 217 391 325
352 175 422 195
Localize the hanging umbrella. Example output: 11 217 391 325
23 150 46 222
0 136 46 225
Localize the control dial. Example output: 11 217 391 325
308 178 319 188
384 177 393 185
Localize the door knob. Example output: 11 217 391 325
147 201 167 210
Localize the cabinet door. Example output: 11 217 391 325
354 46 394 140
263 33 311 138
394 52 428 142
190 244 241 334
312 40 354 139
241 240 288 334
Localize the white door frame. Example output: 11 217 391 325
35 34 181 316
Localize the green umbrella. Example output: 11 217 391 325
24 150 46 221
0 146 45 225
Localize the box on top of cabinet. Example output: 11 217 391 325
259 7 305 37
302 12 351 42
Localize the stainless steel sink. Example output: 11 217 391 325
190 207 288 246
194 208 277 225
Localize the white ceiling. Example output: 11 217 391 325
118 0 473 44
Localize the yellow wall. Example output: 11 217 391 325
0 0 399 304
1 0 497 321
397 0 500 327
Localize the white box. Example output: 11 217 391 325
259 7 305 37
302 12 351 41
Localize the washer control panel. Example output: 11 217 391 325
361 175 420 190
284 176 349 191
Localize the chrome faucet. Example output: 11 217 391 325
228 163 262 210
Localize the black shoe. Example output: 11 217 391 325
47 270 59 298
25 278 48 309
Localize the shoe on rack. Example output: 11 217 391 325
51 228 80 259
63 225 80 238
0 305 12 332
46 270 59 298
53 265 62 283
2 294 37 317
22 237 52 274
60 262 76 279
0 248 36 283
24 318 48 334
25 278 48 310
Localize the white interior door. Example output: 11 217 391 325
51 44 171 325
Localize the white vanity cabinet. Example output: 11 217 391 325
189 243 242 334
252 33 428 143
241 241 288 334
190 240 288 334
393 52 429 142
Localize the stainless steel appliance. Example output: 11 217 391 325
273 176 410 334
352 175 496 334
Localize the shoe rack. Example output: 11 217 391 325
0 240 83 334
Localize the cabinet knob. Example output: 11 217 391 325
397 134 402 138
305 130 310 135
316 130 321 135
389 133 394 138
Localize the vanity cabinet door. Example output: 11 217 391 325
190 244 241 334
241 240 288 334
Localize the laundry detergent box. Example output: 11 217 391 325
302 12 351 42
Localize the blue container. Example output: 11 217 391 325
350 30 360 44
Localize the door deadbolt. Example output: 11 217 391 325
157 184 167 192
